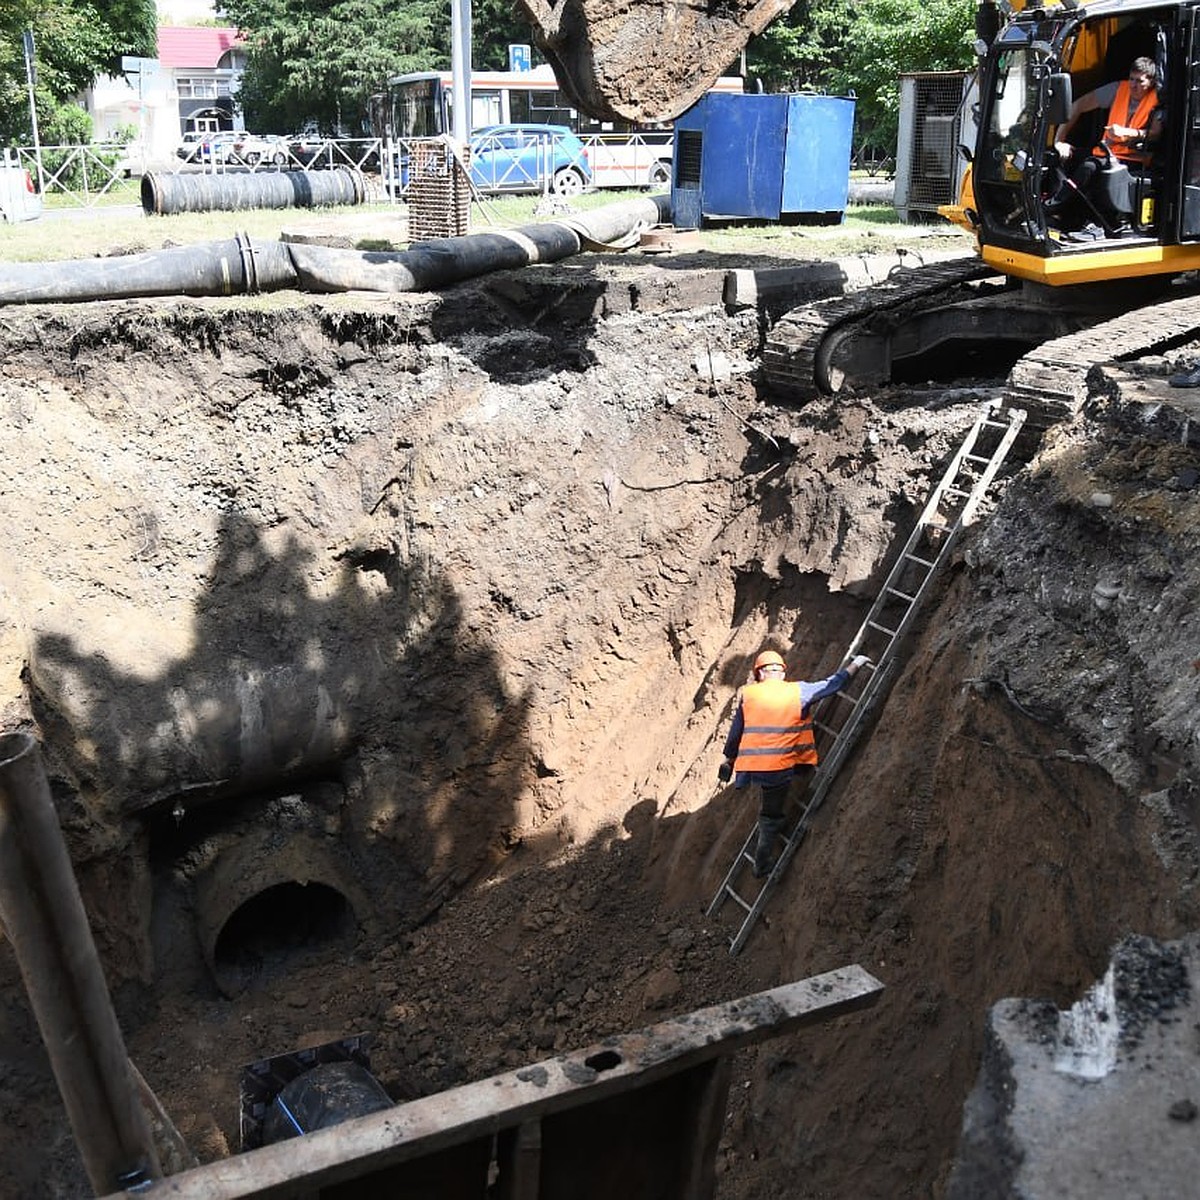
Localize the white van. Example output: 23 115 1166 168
0 152 43 222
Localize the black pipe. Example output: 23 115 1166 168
0 234 298 303
0 194 672 306
141 167 366 216
289 223 584 292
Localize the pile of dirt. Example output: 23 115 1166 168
0 246 1197 1198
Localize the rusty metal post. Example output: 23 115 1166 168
0 731 161 1194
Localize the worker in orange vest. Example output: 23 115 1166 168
1046 56 1163 239
719 647 870 877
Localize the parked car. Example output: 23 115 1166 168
468 124 590 195
175 131 240 164
0 158 42 222
232 133 289 167
287 133 330 168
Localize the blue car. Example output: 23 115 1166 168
468 124 591 195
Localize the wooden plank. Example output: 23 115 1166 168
111 966 883 1199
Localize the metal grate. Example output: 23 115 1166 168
895 71 972 221
675 130 702 189
407 139 471 242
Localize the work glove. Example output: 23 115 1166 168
848 654 872 674
717 760 733 782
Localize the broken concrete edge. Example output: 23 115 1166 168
106 966 883 1198
723 249 980 315
947 932 1199 1200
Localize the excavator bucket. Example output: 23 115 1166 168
515 0 799 123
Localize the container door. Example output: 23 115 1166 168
670 98 707 230
781 94 856 217
699 93 788 220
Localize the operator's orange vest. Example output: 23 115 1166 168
733 678 817 772
1095 80 1159 165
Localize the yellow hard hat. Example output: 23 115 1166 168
753 650 785 673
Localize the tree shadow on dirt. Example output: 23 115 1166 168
28 506 533 995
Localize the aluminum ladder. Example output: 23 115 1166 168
707 400 1027 954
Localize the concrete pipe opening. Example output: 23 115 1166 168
193 829 368 998
214 881 356 997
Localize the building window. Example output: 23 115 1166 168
177 74 236 99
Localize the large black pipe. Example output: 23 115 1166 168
0 732 161 1194
141 167 366 216
0 234 299 303
0 194 671 306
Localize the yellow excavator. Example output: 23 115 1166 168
759 0 1200 400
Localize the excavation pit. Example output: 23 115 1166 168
0 251 1198 1198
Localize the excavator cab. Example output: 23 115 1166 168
969 0 1200 286
763 0 1200 399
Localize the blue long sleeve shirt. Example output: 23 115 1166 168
723 668 850 788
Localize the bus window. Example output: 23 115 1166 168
528 89 574 125
393 76 445 138
472 90 503 128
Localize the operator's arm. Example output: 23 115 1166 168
798 655 872 713
1054 86 1107 157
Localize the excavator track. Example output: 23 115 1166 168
761 256 998 399
761 256 1200 417
1006 283 1200 427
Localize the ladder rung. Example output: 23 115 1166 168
723 886 753 914
815 719 838 737
867 619 897 636
885 585 916 603
964 453 990 464
905 552 934 568
925 521 951 533
945 485 971 499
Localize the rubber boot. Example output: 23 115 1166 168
753 815 786 878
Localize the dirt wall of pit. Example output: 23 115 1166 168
0 267 1197 1197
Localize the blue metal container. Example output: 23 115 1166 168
671 92 856 229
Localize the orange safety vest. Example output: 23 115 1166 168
733 678 817 772
1094 80 1159 165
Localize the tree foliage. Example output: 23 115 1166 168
472 0 539 72
217 0 540 132
749 0 973 152
0 0 156 144
218 0 449 133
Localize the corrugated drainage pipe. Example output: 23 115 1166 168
141 167 366 216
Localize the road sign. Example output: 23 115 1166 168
120 56 159 76
508 44 531 72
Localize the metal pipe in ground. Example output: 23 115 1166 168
0 731 161 1195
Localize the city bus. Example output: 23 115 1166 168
369 64 744 190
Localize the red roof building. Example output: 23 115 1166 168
157 26 245 70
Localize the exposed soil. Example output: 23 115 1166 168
1 237 1199 1198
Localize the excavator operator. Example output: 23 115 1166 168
719 648 869 878
1045 55 1163 240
